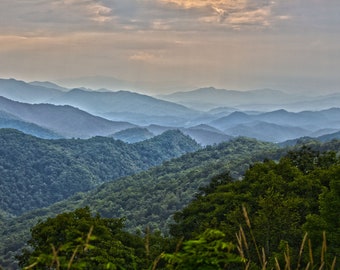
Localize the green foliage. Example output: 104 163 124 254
163 229 244 270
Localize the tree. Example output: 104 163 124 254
18 207 144 270
303 165 340 268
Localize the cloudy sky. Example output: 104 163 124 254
0 0 339 94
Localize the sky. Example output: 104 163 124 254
0 0 339 95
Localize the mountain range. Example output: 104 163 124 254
159 87 340 112
0 78 340 143
0 77 340 269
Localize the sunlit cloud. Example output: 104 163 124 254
228 6 271 28
129 52 159 62
52 0 113 23
160 0 274 28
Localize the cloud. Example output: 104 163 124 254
129 51 159 62
0 0 114 36
52 0 113 23
159 0 275 28
0 0 291 37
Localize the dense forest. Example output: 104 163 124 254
0 129 200 216
0 135 339 269
12 145 340 269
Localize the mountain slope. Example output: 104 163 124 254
0 96 135 138
0 129 200 217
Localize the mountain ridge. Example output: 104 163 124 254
0 96 135 138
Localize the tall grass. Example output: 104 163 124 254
236 205 337 270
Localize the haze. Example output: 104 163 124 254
1 0 339 95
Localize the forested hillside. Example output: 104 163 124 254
6 143 340 270
0 129 199 216
0 137 281 268
168 146 340 269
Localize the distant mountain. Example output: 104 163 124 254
146 124 174 135
0 78 199 127
57 75 134 91
160 87 340 112
279 129 340 147
278 93 340 112
102 111 190 126
112 127 154 143
309 128 340 137
0 78 63 103
0 111 61 139
317 130 340 142
181 125 232 146
159 87 300 110
258 108 340 129
186 124 223 134
144 124 232 146
49 88 198 118
210 108 340 133
0 96 135 138
209 111 253 130
225 121 310 142
29 81 69 92
208 107 238 117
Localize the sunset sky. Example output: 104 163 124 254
0 0 339 94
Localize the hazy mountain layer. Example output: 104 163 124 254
159 87 302 110
0 78 63 103
160 87 340 112
112 127 154 143
0 110 61 139
0 96 135 138
1 78 340 143
49 88 198 119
